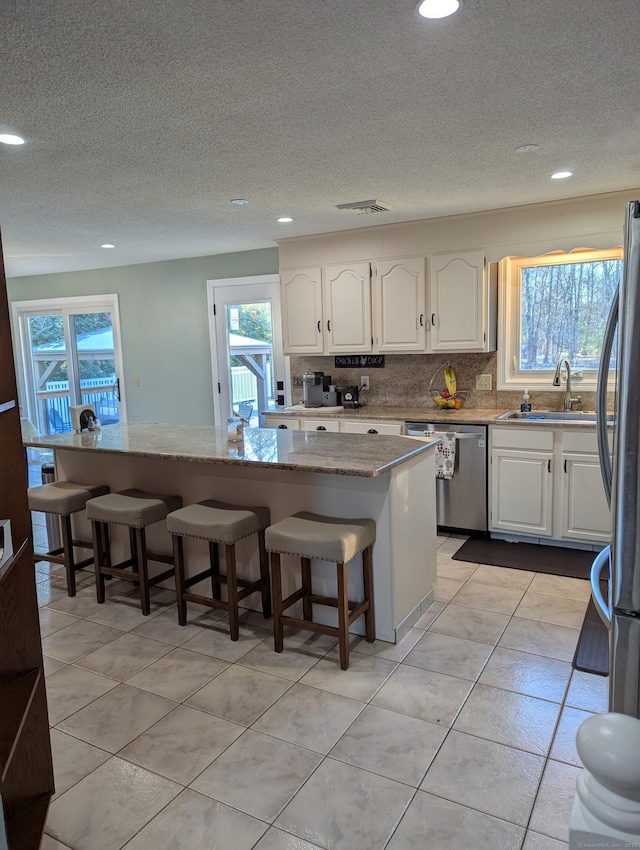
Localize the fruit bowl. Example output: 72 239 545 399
428 363 467 409
429 390 468 410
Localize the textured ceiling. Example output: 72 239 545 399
2 0 639 277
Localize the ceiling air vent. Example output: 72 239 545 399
336 199 393 215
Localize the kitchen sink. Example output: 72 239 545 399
497 410 615 423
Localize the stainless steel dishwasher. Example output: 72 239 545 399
404 421 488 532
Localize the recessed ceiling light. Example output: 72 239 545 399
0 133 26 146
417 0 461 19
551 171 573 179
516 144 541 153
231 198 248 206
101 243 115 249
277 216 293 223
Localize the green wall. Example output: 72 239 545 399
7 248 279 425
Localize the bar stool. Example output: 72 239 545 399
28 481 110 597
86 488 182 615
265 512 376 670
166 500 271 640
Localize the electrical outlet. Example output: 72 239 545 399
475 373 492 390
133 375 140 387
360 375 370 391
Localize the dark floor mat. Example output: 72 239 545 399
573 596 609 676
452 535 594 579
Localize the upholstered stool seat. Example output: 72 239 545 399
86 488 182 615
265 512 376 669
167 500 271 640
28 481 110 597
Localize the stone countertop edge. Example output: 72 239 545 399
22 422 440 479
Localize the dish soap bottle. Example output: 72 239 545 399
521 388 532 412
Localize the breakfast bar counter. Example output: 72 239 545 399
24 423 440 642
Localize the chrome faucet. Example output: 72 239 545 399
553 358 582 411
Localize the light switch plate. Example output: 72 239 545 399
476 373 492 390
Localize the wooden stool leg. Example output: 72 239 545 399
258 529 272 619
173 534 187 625
225 543 239 641
301 557 312 621
60 514 76 597
92 520 106 604
209 541 222 600
271 552 284 653
135 527 151 616
337 561 350 670
362 544 375 643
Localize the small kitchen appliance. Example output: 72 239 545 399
69 403 97 432
342 386 360 409
303 372 340 407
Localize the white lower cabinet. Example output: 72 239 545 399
263 416 300 430
300 418 341 432
340 420 403 436
490 426 612 544
263 416 402 436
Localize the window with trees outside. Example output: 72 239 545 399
498 247 622 389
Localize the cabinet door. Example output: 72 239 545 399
428 250 487 352
280 268 324 354
322 263 372 353
373 258 426 353
263 416 300 430
300 418 341 432
340 420 403 435
491 449 553 536
561 453 612 542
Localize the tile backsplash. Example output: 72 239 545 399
289 353 607 411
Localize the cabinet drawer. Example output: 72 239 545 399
301 418 341 432
491 427 554 450
562 429 612 453
341 420 403 436
264 417 300 430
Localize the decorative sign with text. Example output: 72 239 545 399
334 355 385 368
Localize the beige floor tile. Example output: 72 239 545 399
46 665 119 725
565 670 609 713
348 627 424 662
238 633 334 681
414 601 446 629
404 631 493 681
119 704 244 784
181 620 271 662
36 579 69 608
371 664 473 727
528 573 591 601
41 836 73 850
275 758 414 849
191 729 322 822
330 704 447 787
48 585 113 619
470 564 536 591
49 729 110 799
386 791 525 850
127 646 229 701
186 664 292 725
429 603 510 644
57 683 177 752
437 535 469 557
453 683 561 756
46 756 181 850
452 580 525 615
75 631 173 680
420 729 545 825
41 618 124 663
131 607 217 645
514 591 588 628
43 655 68 677
436 555 478 581
39 607 82 638
550 705 593 766
432 576 465 602
253 683 365 754
498 617 580 663
299 649 397 701
478 646 572 702
123 788 268 849
87 597 166 631
523 831 569 849
253 828 323 850
528 759 582 843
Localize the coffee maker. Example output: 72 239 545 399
303 372 341 407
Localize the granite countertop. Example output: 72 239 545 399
23 422 438 478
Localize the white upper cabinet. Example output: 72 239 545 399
280 268 324 355
428 250 496 352
322 262 372 353
373 258 427 353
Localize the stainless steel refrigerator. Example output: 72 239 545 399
592 199 640 718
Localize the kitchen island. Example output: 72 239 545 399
24 423 439 642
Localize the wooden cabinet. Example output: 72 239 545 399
490 425 612 544
280 263 372 355
372 258 427 353
0 231 54 849
428 250 497 352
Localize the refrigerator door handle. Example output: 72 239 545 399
596 288 618 506
591 545 611 626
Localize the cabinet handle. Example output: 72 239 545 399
431 313 436 326
327 320 331 332
564 459 567 473
367 429 378 434
277 424 288 429
548 459 552 473
316 425 327 431
317 320 321 333
419 314 424 327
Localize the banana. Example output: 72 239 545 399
444 366 457 396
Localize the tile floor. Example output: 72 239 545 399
31 504 608 850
